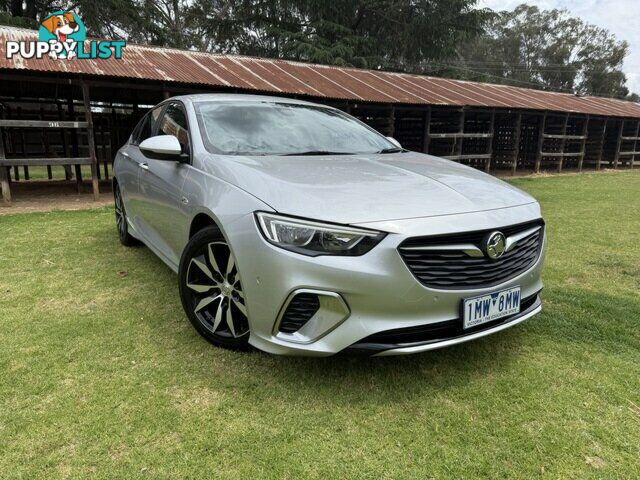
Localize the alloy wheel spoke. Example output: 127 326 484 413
211 297 225 332
226 251 235 277
194 294 222 313
191 257 214 281
232 298 247 316
207 243 224 278
226 304 237 337
187 282 216 293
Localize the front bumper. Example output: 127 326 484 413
349 293 541 356
224 203 546 356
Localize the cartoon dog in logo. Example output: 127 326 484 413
40 12 79 58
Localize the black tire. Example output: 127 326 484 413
114 183 140 247
178 225 250 349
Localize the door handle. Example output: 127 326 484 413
139 162 149 171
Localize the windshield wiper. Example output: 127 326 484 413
281 150 356 156
377 147 404 154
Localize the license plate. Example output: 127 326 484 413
463 286 521 329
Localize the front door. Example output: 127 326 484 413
124 105 163 234
137 102 192 267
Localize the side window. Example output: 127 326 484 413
130 114 149 145
131 106 163 145
157 103 190 155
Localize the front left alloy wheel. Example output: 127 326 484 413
178 226 250 349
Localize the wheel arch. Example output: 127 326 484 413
189 212 221 239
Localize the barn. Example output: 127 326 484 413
1 25 640 203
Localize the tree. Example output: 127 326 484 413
0 0 190 47
1 0 634 99
189 0 490 70
454 4 632 98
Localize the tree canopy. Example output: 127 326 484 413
1 0 635 99
453 5 632 99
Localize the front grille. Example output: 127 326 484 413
346 293 540 353
278 293 320 333
398 220 544 290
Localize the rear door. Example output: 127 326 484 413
136 101 192 266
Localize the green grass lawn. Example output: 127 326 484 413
1 171 639 479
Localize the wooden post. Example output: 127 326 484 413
94 116 102 181
614 119 624 169
596 118 607 170
57 101 72 181
18 107 29 181
511 113 522 176
0 107 17 183
422 106 431 154
485 109 495 172
12 111 20 181
81 80 100 201
456 108 465 161
40 105 52 179
557 114 569 173
111 106 120 150
631 120 640 168
0 128 10 204
387 106 395 138
535 112 547 173
67 96 83 191
578 115 589 172
0 106 12 185
101 117 109 180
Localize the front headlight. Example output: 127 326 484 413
255 212 386 256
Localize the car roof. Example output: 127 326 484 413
168 93 328 108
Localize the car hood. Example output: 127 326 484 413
207 151 537 224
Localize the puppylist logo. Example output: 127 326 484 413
5 10 125 60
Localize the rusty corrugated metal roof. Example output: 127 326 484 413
1 25 639 118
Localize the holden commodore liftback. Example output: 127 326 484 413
112 94 546 356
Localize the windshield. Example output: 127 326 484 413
194 101 397 156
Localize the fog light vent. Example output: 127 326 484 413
278 293 320 333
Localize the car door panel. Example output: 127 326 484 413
115 148 141 222
120 106 164 236
138 160 190 264
136 102 193 264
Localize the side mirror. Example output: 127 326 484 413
386 137 402 148
139 135 185 161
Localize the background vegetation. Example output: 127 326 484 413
0 0 636 99
1 171 639 478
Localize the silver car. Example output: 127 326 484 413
113 94 545 356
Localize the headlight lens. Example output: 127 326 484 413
256 212 386 256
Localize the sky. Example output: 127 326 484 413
478 0 640 95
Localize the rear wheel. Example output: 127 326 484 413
114 183 139 247
178 226 250 349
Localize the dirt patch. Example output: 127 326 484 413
0 193 113 215
0 180 113 215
